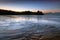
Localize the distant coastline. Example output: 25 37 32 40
0 9 44 15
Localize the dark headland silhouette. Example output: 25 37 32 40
0 9 44 15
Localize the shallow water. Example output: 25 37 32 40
0 15 60 40
0 15 60 30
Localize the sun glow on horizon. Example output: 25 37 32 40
0 6 60 13
0 7 26 12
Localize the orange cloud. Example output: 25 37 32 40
41 10 60 13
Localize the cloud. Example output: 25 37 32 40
0 0 60 2
0 0 60 4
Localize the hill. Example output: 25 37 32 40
0 9 44 15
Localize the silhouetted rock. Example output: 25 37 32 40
0 9 44 15
37 10 44 15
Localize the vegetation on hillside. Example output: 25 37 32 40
0 9 44 15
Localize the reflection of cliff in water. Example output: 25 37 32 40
0 15 60 40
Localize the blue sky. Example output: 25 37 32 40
0 0 60 13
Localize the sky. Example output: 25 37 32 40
0 0 60 13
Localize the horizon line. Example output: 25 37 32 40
0 8 60 13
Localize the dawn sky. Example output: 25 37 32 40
0 0 60 13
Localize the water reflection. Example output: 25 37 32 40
0 15 60 31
